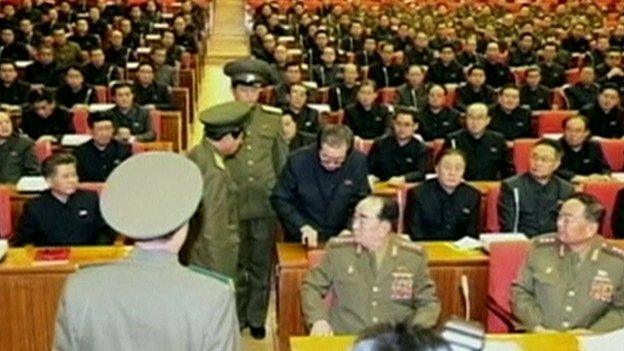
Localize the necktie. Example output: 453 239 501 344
383 67 389 87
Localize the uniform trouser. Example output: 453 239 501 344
236 217 276 327
188 228 240 280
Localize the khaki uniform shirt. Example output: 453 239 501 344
512 234 624 332
301 232 441 334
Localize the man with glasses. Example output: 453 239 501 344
512 193 624 333
498 139 574 237
272 124 370 246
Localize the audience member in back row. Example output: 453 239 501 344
55 65 98 110
104 82 155 142
328 63 359 111
17 153 113 246
405 149 481 241
557 115 610 183
520 66 551 111
418 85 461 141
498 139 574 238
271 125 370 246
344 80 392 140
282 83 320 134
395 65 427 110
73 113 132 182
20 89 74 143
580 84 624 139
0 111 39 184
488 84 533 140
368 106 426 185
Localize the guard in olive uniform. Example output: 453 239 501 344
185 101 249 279
223 58 287 338
302 196 440 335
54 153 240 351
512 194 624 333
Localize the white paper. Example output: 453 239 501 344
579 327 624 351
479 233 528 252
16 176 49 192
453 236 483 250
301 81 318 89
542 133 563 140
482 340 522 351
153 23 169 29
0 239 7 261
126 62 139 70
307 103 330 113
136 47 152 54
89 103 115 113
61 134 92 146
15 60 33 68
145 34 162 41
611 173 624 182
278 36 295 43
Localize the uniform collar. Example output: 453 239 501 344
558 235 603 263
129 247 180 265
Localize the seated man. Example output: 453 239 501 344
104 30 132 68
282 83 319 134
456 65 496 111
0 111 39 183
68 18 100 51
271 125 370 245
152 46 178 88
395 65 427 110
74 113 132 182
355 37 380 67
498 139 574 237
344 80 392 140
132 63 174 110
520 66 551 111
275 62 303 107
281 113 316 152
104 82 155 142
538 42 566 89
301 195 441 336
328 63 359 111
558 115 610 182
405 149 481 240
82 47 121 86
24 45 64 89
488 84 533 140
512 193 624 333
508 33 538 67
405 32 434 66
445 103 512 180
580 84 624 139
426 44 465 85
483 42 513 88
311 46 339 88
17 153 112 246
418 85 461 141
52 25 82 68
21 90 74 143
55 65 98 109
367 42 405 88
368 106 427 184
564 66 599 110
0 27 30 61
0 59 30 107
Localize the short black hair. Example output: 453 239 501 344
393 106 419 124
467 64 485 75
376 196 399 224
599 83 620 95
534 138 563 158
111 81 133 95
0 59 16 70
28 89 54 104
42 153 77 178
564 193 606 225
354 323 451 351
87 112 115 128
435 148 466 166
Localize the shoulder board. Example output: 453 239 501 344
188 265 234 290
396 240 424 254
601 243 624 261
327 235 356 248
533 234 558 246
261 105 283 115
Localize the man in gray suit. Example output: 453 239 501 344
54 153 240 351
396 65 428 110
152 46 179 87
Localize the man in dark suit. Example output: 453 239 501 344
271 125 370 245
580 84 624 138
104 82 155 142
328 63 358 111
483 42 513 88
538 42 566 89
426 44 465 85
456 65 496 111
82 47 120 86
520 66 551 110
344 80 392 139
395 65 427 110
367 42 404 88
0 59 30 107
418 85 461 141
21 89 74 143
564 66 600 110
132 63 174 110
557 115 610 182
489 84 534 140
311 46 339 88
282 83 320 134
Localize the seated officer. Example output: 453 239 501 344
0 59 29 107
456 65 496 111
426 44 465 85
344 80 392 139
104 82 155 142
499 139 574 237
444 103 512 180
0 111 39 183
312 46 339 88
488 84 533 140
73 113 131 182
520 66 551 111
580 84 624 139
55 66 98 110
82 47 121 86
395 65 427 110
271 125 370 246
132 63 174 110
17 153 112 246
405 149 481 240
282 83 320 134
301 196 441 336
557 115 610 183
512 193 624 333
368 106 427 184
367 42 405 88
328 63 359 111
564 66 599 110
21 89 74 143
418 85 461 141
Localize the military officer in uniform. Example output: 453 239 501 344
54 153 240 350
0 111 39 183
223 58 287 339
185 101 248 279
301 196 441 335
512 193 624 333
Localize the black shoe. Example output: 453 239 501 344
250 326 266 340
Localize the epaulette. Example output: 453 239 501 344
396 239 424 255
327 233 356 248
188 265 235 290
601 243 624 261
261 104 283 115
533 234 558 246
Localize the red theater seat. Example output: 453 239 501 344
72 107 90 134
355 138 374 155
535 110 576 136
599 139 624 171
485 185 501 233
582 182 624 238
0 186 12 239
512 139 538 174
377 87 398 105
34 141 53 163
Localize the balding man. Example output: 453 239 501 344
396 65 427 110
512 193 624 333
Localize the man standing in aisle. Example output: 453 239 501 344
223 58 287 339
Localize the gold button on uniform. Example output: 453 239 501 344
372 286 379 293
371 301 377 307
565 306 573 312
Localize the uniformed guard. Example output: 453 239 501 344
185 101 249 279
223 58 287 339
54 153 240 350
301 196 441 335
0 111 40 184
512 193 624 333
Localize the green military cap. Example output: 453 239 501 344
100 152 203 240
223 58 278 86
199 101 253 139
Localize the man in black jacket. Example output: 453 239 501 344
132 63 174 110
271 125 370 245
456 65 496 111
367 42 404 88
489 84 534 140
21 89 74 142
520 66 551 111
557 115 610 182
426 44 465 85
580 84 624 138
418 85 461 141
564 66 599 110
344 80 391 139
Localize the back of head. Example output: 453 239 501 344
353 324 452 351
